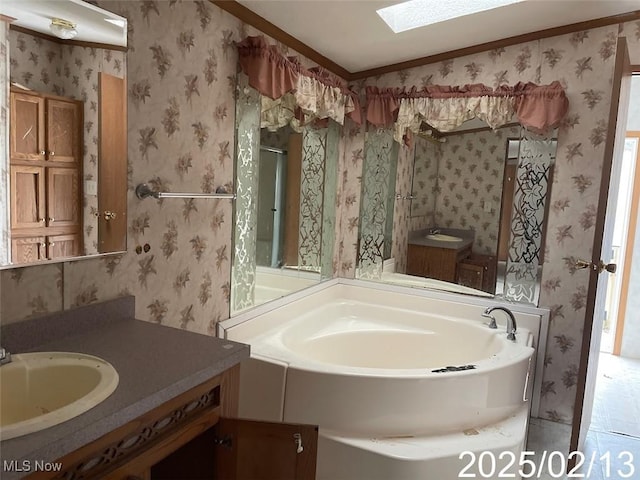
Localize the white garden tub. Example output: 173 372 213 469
220 280 547 479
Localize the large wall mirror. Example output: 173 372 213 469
0 0 127 268
231 81 339 315
357 118 558 306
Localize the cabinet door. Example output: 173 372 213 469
10 92 46 161
47 167 80 228
47 233 80 260
10 165 45 229
11 236 46 263
212 418 318 480
457 262 484 290
406 244 426 276
46 98 81 164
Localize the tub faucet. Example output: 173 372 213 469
482 306 517 341
0 347 11 366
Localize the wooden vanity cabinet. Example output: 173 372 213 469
25 366 318 480
406 243 472 282
9 88 82 263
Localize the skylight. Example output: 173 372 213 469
377 0 525 33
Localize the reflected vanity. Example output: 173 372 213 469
1 0 127 268
357 120 558 307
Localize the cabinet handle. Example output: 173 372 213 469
48 242 55 247
49 151 55 156
39 218 45 223
49 217 55 223
40 150 46 156
293 433 304 454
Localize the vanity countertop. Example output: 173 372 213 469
408 228 474 250
0 297 249 479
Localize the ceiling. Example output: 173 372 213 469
1 0 127 47
238 0 640 74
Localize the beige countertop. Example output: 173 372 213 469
0 297 249 480
408 228 474 250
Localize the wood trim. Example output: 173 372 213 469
10 24 127 52
613 131 640 355
351 11 640 79
569 37 631 462
210 0 351 80
0 14 17 23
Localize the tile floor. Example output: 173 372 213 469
527 353 640 480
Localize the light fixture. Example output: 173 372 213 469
377 0 524 34
49 17 77 40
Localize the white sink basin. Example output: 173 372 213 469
425 233 463 242
0 352 119 440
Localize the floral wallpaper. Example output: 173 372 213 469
410 135 440 227
435 126 521 256
9 30 126 255
1 1 639 431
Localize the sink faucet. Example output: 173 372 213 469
0 347 11 365
429 228 440 234
482 306 517 341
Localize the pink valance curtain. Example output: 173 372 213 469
236 36 362 128
236 36 568 140
367 81 569 143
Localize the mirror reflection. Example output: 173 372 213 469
231 83 339 315
357 120 558 306
1 0 127 267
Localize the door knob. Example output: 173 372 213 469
597 261 617 274
103 211 117 221
575 259 616 274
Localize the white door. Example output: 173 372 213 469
570 39 632 454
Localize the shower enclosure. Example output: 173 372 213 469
256 146 287 268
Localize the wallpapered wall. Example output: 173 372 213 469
1 0 250 333
0 1 340 331
409 126 521 257
437 126 521 256
1 1 640 426
9 30 126 255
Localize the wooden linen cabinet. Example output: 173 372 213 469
9 88 83 263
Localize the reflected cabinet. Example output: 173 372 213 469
9 88 82 264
